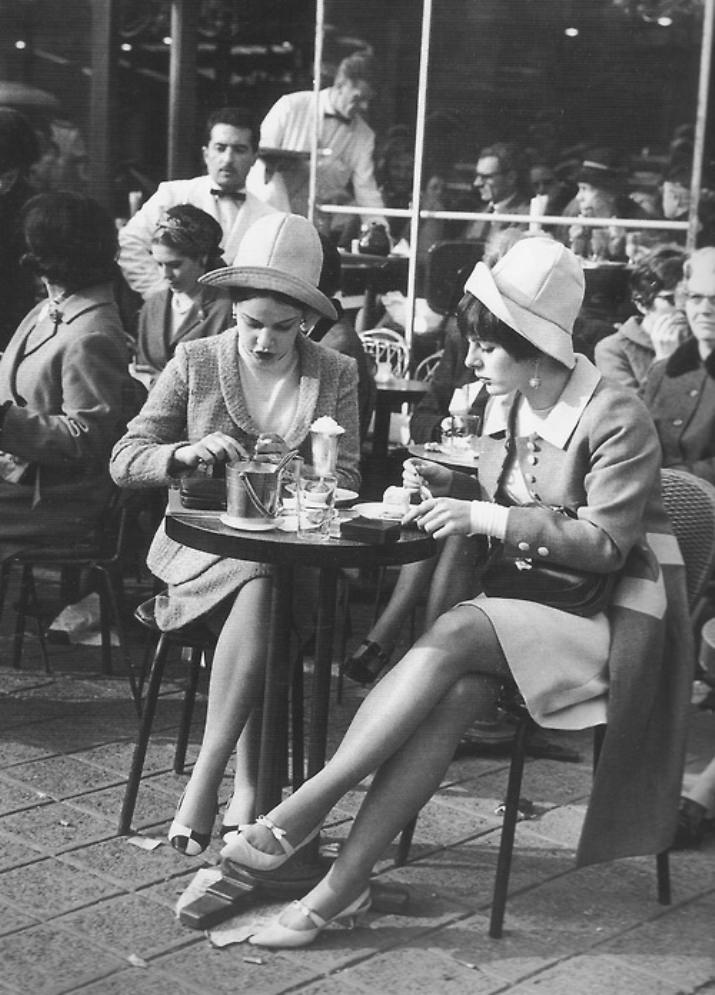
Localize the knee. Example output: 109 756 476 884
425 604 477 648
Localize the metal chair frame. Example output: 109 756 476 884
414 349 444 382
359 332 410 379
396 467 715 938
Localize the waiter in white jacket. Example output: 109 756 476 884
119 107 277 299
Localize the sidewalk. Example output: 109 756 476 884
0 574 713 995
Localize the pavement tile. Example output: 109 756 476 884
72 967 203 995
153 939 317 994
0 857 121 916
0 755 122 800
135 869 205 909
338 944 504 994
283 978 369 994
0 772 54 814
0 669 55 694
0 731 59 766
55 892 196 960
0 922 125 994
59 836 204 890
0 903 40 938
0 696 62 728
0 828 49 869
0 800 114 852
64 782 177 831
76 737 185 777
505 953 689 994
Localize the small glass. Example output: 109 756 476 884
296 469 337 540
441 414 480 453
311 431 340 477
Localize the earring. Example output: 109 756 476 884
299 318 308 333
528 362 542 390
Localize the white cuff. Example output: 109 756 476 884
468 500 508 538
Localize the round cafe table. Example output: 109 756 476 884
165 510 436 821
408 441 480 472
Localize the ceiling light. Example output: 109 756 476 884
564 26 579 37
14 40 26 50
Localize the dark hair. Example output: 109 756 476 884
630 243 687 308
456 292 543 361
336 52 375 87
478 141 529 195
229 287 304 311
203 107 258 150
317 233 341 298
21 192 118 290
152 204 224 269
0 108 40 173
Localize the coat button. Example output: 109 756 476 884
527 440 536 452
526 473 536 483
528 454 538 465
518 541 530 552
672 418 684 427
537 546 549 557
689 389 699 397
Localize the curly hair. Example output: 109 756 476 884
21 192 118 290
630 243 687 309
152 204 225 270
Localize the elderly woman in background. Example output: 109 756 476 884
134 204 233 387
595 244 689 390
643 246 715 484
221 237 689 950
0 191 139 564
111 213 360 856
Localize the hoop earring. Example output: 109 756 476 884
528 362 542 390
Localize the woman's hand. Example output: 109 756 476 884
253 433 290 462
172 432 248 472
403 496 473 539
402 458 452 497
649 309 690 361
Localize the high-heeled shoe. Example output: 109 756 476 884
168 789 216 857
219 814 321 871
249 887 371 949
341 640 392 686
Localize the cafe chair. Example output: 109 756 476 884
395 468 715 939
0 487 140 705
414 349 444 382
359 331 410 379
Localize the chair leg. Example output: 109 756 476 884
173 646 203 774
13 566 50 673
98 564 140 709
95 570 113 677
656 850 671 905
117 633 170 835
395 815 417 867
489 714 531 939
291 645 305 787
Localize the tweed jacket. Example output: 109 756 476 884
135 284 234 382
0 284 141 561
451 356 691 866
118 176 278 298
642 336 715 484
594 316 655 391
110 329 360 585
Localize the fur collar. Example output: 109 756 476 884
665 336 715 379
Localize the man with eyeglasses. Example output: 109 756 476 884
246 52 387 242
464 142 530 242
643 246 715 484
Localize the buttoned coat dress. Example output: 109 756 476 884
642 335 715 485
110 329 360 630
450 356 691 866
118 176 278 298
0 284 140 562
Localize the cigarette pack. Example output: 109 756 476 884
340 516 401 544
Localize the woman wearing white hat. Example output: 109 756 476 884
229 236 690 950
111 213 360 855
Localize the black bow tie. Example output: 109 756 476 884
210 189 246 201
325 111 351 125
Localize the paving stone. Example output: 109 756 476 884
55 892 195 960
285 978 368 994
63 782 175 832
0 903 40 938
60 836 203 890
73 967 203 995
154 938 317 994
0 732 58 766
343 945 504 993
0 800 114 852
76 737 185 777
0 829 49 870
0 857 120 916
506 953 688 994
0 922 125 993
18 719 111 754
135 869 204 909
0 669 55 695
0 772 54 815
1 755 122 800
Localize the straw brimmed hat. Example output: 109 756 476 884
199 212 337 321
464 237 584 369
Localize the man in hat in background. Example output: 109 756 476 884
119 106 276 299
246 52 387 243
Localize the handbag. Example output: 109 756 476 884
481 552 616 617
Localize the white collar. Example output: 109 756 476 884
482 354 602 450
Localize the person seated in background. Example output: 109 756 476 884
563 147 650 262
463 141 531 243
0 191 141 567
311 235 376 441
111 213 360 856
659 152 715 249
0 108 42 350
595 244 688 390
642 246 715 484
119 107 276 299
527 155 575 217
134 205 233 388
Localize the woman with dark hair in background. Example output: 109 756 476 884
0 191 139 563
134 204 233 387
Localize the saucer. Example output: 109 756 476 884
220 514 278 532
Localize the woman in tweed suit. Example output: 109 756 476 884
226 237 690 950
111 214 360 855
